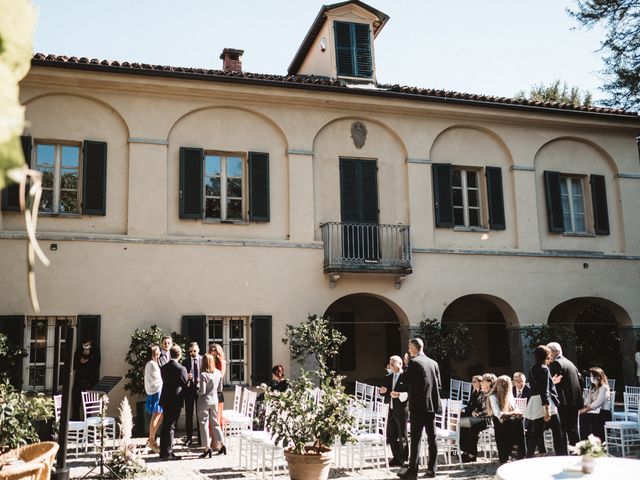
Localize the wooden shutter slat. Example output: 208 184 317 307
543 171 564 233
0 315 25 388
334 21 354 77
354 23 372 78
359 160 378 224
181 316 207 352
82 140 107 215
179 147 203 219
1 136 31 212
248 152 270 222
251 315 272 386
339 158 359 222
432 163 454 227
486 166 506 230
590 174 610 235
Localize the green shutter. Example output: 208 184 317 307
590 174 610 235
77 315 101 351
0 315 26 389
82 141 107 215
486 166 506 230
543 171 564 233
179 147 203 219
353 23 372 78
251 315 272 386
1 136 31 212
432 163 454 227
339 158 359 223
248 152 270 222
181 316 207 352
359 160 378 224
334 21 354 77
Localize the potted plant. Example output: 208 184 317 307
263 314 355 480
123 325 187 436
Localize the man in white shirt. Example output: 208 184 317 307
379 355 409 467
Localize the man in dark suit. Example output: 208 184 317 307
159 345 188 460
71 339 101 420
512 372 532 400
379 355 409 467
158 335 172 366
399 338 441 479
182 342 202 446
548 342 583 448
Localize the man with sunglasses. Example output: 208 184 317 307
182 342 202 446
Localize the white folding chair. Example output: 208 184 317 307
223 385 243 422
514 397 527 413
81 391 117 450
352 402 389 474
608 379 616 392
435 399 463 467
612 392 640 422
461 381 472 405
605 420 640 457
355 381 366 400
449 379 462 401
228 388 257 438
625 386 640 395
54 395 87 457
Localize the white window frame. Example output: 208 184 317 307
560 175 588 233
206 316 249 385
452 167 482 228
34 140 82 215
203 152 246 221
24 316 73 392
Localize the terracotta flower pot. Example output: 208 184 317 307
284 447 332 480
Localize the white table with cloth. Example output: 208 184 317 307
495 456 640 480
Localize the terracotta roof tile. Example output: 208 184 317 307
31 53 639 118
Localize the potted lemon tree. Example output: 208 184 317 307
263 314 355 480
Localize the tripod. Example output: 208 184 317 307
82 407 121 479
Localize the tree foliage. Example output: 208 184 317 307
515 79 593 106
0 333 27 386
569 0 640 110
415 317 473 365
521 323 577 354
123 324 188 396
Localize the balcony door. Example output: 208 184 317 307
339 158 379 261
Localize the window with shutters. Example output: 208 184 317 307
206 316 248 385
24 316 73 392
334 21 373 79
34 141 81 214
204 152 245 221
560 175 587 233
452 167 483 228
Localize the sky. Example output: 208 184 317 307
31 0 609 102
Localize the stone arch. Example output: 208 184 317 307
440 293 520 379
324 293 410 385
166 105 289 148
23 92 131 137
533 136 619 175
548 296 634 384
429 125 514 166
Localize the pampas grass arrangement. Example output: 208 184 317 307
107 397 147 478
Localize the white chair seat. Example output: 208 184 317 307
85 416 116 426
69 421 87 429
356 433 384 443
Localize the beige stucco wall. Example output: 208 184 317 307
1 64 640 413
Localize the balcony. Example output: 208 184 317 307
320 222 412 283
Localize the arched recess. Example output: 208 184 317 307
166 106 289 236
24 92 131 137
429 125 514 167
441 294 520 379
533 137 624 251
548 296 633 384
324 293 410 387
312 117 409 236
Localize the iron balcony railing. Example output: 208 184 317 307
320 222 412 274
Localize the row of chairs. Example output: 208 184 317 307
449 379 472 404
605 388 640 458
53 391 117 457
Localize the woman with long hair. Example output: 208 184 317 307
144 344 163 453
525 345 565 457
196 353 226 458
488 375 525 464
579 367 611 441
460 374 494 462
209 343 226 450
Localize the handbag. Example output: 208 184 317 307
217 390 225 404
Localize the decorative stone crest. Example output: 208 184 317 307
351 121 367 149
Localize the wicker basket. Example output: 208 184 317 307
0 442 59 480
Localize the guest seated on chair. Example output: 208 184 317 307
512 372 532 400
460 374 494 463
579 367 611 442
489 375 525 465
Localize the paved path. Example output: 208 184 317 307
68 438 497 479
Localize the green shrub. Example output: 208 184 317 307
0 380 54 452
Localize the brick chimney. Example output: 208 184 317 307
220 48 244 73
